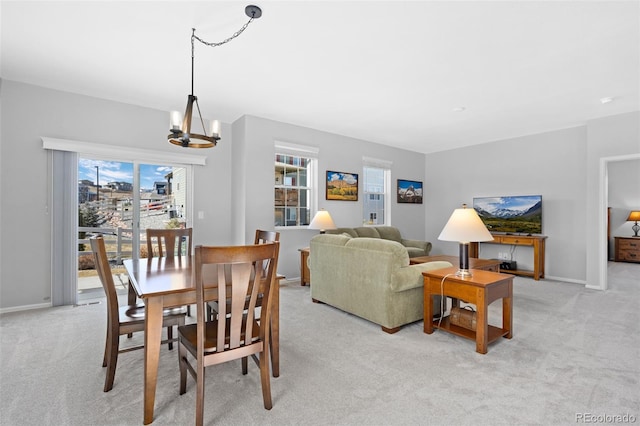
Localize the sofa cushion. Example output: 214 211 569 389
328 228 359 238
354 227 381 238
311 233 351 247
374 226 402 243
325 225 430 257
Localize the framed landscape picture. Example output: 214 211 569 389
326 171 358 201
397 179 423 204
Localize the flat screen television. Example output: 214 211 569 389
473 195 542 235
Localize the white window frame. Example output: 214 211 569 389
274 141 319 230
362 157 392 226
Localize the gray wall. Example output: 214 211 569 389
232 115 427 280
425 112 640 286
1 79 638 310
0 81 427 310
0 80 235 309
425 126 588 282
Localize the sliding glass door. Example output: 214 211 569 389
76 157 191 302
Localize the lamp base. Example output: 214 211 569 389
632 222 639 237
455 268 473 278
457 242 472 278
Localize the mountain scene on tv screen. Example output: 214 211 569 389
473 196 542 234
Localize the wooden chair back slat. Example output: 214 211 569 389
254 229 280 285
146 228 193 258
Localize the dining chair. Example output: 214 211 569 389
252 230 281 372
208 229 281 375
146 227 193 315
178 242 280 426
90 235 186 392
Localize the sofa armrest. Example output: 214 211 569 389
401 239 432 254
390 261 452 292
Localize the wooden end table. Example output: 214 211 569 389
299 247 310 286
410 255 500 272
423 266 513 354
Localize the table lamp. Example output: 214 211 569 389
627 210 640 237
309 209 337 234
438 204 494 278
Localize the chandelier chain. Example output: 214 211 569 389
192 17 255 48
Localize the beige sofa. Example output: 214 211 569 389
308 233 452 333
326 226 431 258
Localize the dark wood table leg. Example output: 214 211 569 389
143 297 163 425
423 278 434 334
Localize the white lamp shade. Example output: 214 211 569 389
438 206 493 243
309 210 337 231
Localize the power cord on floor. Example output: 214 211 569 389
435 273 455 330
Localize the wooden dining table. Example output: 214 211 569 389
124 256 282 425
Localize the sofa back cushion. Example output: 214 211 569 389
374 226 402 243
345 237 409 268
326 228 359 238
353 227 381 238
311 233 351 247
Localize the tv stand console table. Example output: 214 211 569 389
470 234 547 280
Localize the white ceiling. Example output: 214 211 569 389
2 1 639 154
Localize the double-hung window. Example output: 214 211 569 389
274 142 318 228
362 157 392 225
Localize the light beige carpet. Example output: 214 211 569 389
1 262 638 425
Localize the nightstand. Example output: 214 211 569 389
614 237 640 263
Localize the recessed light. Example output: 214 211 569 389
600 97 614 104
452 107 466 112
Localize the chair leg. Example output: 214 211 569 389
127 280 135 338
187 305 191 317
259 347 273 410
167 326 174 350
195 362 205 426
103 332 119 392
242 357 248 375
102 327 109 368
178 342 187 395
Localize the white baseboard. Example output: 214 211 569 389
0 302 52 315
544 274 588 286
585 284 605 291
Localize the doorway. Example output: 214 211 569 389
601 153 640 290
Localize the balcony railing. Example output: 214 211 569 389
78 226 140 265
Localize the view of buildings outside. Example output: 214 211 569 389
77 158 188 298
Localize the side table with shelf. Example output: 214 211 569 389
423 266 513 354
470 234 546 280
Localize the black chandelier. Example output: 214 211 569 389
169 5 262 148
